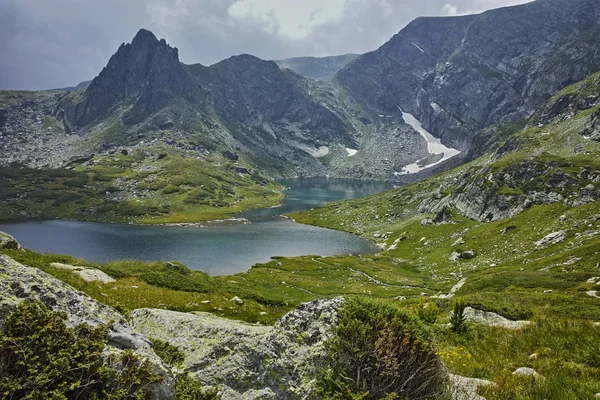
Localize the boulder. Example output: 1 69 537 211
0 254 174 399
451 307 531 329
421 218 434 226
449 374 496 400
50 262 116 283
129 297 345 399
223 150 239 161
512 367 540 378
434 207 454 224
535 231 566 247
0 231 22 251
229 296 244 305
460 251 476 260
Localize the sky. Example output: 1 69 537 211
0 0 533 90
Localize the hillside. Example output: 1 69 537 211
3 1 600 223
337 0 600 150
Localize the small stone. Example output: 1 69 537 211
259 312 268 316
201 300 211 304
460 251 476 260
544 290 553 294
229 296 244 305
535 231 566 247
512 367 539 377
529 353 538 360
451 237 465 247
421 218 434 226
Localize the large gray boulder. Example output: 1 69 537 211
129 297 345 399
0 231 22 251
0 254 174 399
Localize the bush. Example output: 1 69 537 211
141 267 215 293
0 300 161 399
413 300 441 325
450 299 467 334
175 373 220 399
152 338 186 367
316 297 447 400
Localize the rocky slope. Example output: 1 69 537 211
0 253 175 399
337 0 600 151
130 297 344 399
274 54 359 80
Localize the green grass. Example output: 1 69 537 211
0 149 284 224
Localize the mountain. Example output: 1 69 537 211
337 0 600 150
3 0 600 223
62 29 197 130
274 54 359 80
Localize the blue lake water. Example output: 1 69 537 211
0 178 392 275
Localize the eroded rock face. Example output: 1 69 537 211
0 253 174 399
338 0 600 150
129 297 345 399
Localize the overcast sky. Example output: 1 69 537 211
0 0 532 90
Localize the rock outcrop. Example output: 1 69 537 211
129 297 345 399
337 0 600 150
0 253 174 399
0 231 22 251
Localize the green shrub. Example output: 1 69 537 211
175 373 220 400
141 268 215 293
450 299 467 334
0 300 161 399
413 300 441 325
152 338 186 367
316 297 447 400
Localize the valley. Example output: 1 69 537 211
1 0 600 399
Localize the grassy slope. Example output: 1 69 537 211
0 147 283 224
283 75 600 398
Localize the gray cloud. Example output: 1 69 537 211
0 0 532 90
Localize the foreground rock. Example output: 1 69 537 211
129 298 345 399
0 232 22 251
50 262 116 283
449 374 496 400
0 254 174 399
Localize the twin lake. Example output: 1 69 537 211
0 178 392 275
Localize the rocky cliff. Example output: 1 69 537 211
337 0 600 150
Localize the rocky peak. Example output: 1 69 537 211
64 29 194 129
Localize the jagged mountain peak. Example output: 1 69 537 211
131 28 159 46
63 29 192 129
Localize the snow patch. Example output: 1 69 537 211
302 145 329 158
430 102 442 113
395 110 461 175
346 148 358 156
411 42 425 53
